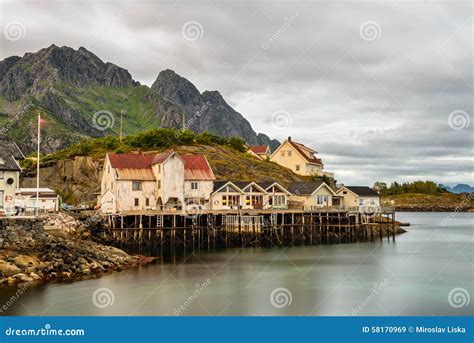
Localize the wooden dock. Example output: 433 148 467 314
96 208 398 254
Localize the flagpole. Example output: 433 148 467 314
36 113 40 216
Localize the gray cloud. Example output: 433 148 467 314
0 0 472 186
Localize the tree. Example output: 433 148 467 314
228 137 247 152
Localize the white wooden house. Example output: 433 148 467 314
99 151 215 214
210 181 244 210
0 139 23 212
14 188 59 212
257 181 291 209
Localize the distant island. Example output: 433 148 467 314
440 184 474 194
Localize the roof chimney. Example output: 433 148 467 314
288 136 291 141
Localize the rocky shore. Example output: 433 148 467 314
0 214 155 287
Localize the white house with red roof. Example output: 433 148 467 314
270 137 334 178
99 150 215 214
247 145 270 160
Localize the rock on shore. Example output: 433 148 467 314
0 214 153 287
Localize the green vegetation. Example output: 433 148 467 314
374 180 446 195
55 84 160 134
42 128 249 162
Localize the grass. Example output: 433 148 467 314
381 192 474 209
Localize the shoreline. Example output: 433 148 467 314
0 215 157 288
0 212 417 289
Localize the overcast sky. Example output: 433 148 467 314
0 0 472 186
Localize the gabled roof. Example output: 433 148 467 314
338 186 379 197
287 181 335 196
108 153 155 169
151 150 176 165
232 181 266 193
0 139 22 172
212 181 244 193
181 155 215 181
248 145 269 155
286 140 323 165
257 181 291 194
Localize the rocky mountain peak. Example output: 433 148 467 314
0 45 136 101
151 69 201 108
151 70 280 150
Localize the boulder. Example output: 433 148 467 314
0 260 21 277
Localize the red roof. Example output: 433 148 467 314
287 140 323 165
181 154 216 181
151 150 174 165
248 145 269 155
108 153 155 169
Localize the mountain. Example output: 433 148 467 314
440 184 474 194
0 45 278 154
151 70 279 150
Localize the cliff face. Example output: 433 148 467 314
0 45 279 154
21 156 103 205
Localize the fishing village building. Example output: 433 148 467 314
0 140 23 212
287 181 337 210
335 186 381 211
247 145 271 160
270 137 334 178
99 151 215 214
98 143 380 215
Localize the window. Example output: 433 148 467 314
223 195 240 207
191 181 199 190
145 198 150 207
134 198 139 206
157 180 161 189
288 151 292 156
272 195 286 206
317 195 328 205
158 165 161 173
343 191 347 194
295 165 300 171
108 166 110 173
359 199 364 206
132 181 142 191
281 151 285 157
0 171 3 179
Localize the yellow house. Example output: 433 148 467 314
288 181 336 210
247 145 270 160
335 186 380 211
270 137 333 178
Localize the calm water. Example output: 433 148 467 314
1 212 473 316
